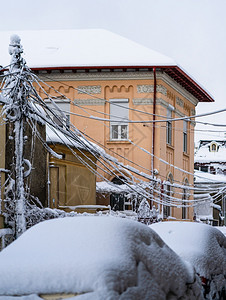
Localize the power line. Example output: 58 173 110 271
32 75 226 188
36 72 226 124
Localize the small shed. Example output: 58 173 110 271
46 126 99 210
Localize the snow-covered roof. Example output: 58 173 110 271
46 124 104 155
0 216 201 298
0 29 214 102
0 29 176 69
194 170 226 183
96 181 134 193
150 222 226 292
195 140 226 163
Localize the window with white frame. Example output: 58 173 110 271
166 106 173 145
110 99 129 140
182 178 189 219
183 120 188 153
163 173 174 218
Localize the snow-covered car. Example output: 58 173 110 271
0 216 204 300
150 222 226 299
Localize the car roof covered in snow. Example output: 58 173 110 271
150 221 226 280
0 216 202 298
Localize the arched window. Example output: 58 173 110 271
163 173 173 218
111 176 126 185
182 178 189 220
210 142 218 152
110 176 127 211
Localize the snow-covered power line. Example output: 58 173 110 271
2 46 224 212
28 89 221 205
38 73 226 123
30 73 226 189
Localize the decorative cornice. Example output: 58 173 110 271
157 85 167 96
176 96 184 107
137 84 167 95
38 70 198 106
133 98 153 105
78 85 101 94
38 71 154 82
133 97 169 108
73 98 105 106
156 71 199 107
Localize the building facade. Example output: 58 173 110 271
194 140 226 225
195 140 226 174
0 29 214 221
35 69 212 220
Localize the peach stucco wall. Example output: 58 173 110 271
36 70 196 220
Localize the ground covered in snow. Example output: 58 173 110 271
150 221 226 299
0 216 204 299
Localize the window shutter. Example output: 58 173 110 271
110 99 129 125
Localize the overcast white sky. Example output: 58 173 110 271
1 0 226 143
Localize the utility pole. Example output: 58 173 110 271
3 35 30 238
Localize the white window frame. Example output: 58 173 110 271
166 105 174 146
182 178 189 220
110 99 129 141
163 173 174 218
183 120 188 153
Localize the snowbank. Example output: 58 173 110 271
0 217 203 299
150 221 226 298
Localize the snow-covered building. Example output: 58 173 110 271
0 29 214 221
195 140 226 175
194 172 226 226
194 140 226 225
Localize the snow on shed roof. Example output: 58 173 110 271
0 29 214 102
46 124 104 155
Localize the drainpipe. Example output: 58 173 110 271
151 67 157 176
47 152 50 208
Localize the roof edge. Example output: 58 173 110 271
32 65 214 103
